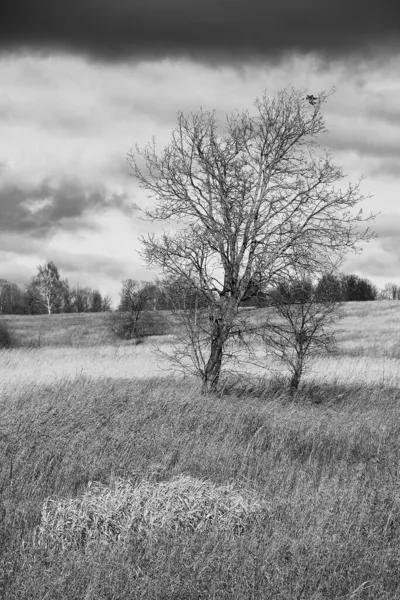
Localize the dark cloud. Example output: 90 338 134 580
0 178 134 236
1 1 399 63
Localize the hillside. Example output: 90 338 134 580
0 311 117 347
2 300 400 353
1 300 400 598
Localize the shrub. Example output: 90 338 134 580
111 310 169 340
138 311 169 336
0 319 14 348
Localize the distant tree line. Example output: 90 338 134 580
2 262 397 318
113 272 384 343
240 273 379 306
0 261 112 315
116 272 380 317
378 282 400 301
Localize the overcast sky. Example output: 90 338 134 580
1 1 400 306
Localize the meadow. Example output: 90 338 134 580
1 302 400 599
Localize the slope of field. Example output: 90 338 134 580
2 300 400 353
0 311 117 347
1 301 400 599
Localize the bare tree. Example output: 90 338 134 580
128 87 375 391
70 285 91 313
382 282 399 301
101 295 113 312
116 279 153 339
90 289 103 312
258 274 342 394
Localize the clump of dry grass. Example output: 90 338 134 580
34 475 266 551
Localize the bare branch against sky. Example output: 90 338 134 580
1 1 400 63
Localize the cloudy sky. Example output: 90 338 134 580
1 1 400 306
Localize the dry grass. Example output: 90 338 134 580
35 475 266 551
0 312 116 347
330 301 400 359
0 343 171 394
1 301 400 599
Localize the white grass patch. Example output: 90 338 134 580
307 355 400 387
2 337 400 396
34 475 267 551
0 342 174 394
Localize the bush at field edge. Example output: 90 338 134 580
0 319 15 348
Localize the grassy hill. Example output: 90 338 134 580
0 311 116 347
0 309 170 348
2 299 400 349
1 301 400 598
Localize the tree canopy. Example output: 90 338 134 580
129 88 375 390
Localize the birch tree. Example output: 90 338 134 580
32 261 67 314
128 88 374 391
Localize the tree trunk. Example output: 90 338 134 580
289 356 303 395
202 297 240 392
133 311 140 338
202 304 231 392
289 370 301 395
203 334 225 392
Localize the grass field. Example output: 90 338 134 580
1 302 400 599
0 311 117 348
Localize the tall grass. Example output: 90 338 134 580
0 312 116 347
1 302 400 598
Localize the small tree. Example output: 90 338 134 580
31 262 67 314
101 295 113 312
259 275 341 393
0 319 14 348
116 280 152 339
129 87 374 391
382 282 399 301
90 289 103 312
0 279 24 314
70 286 91 313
